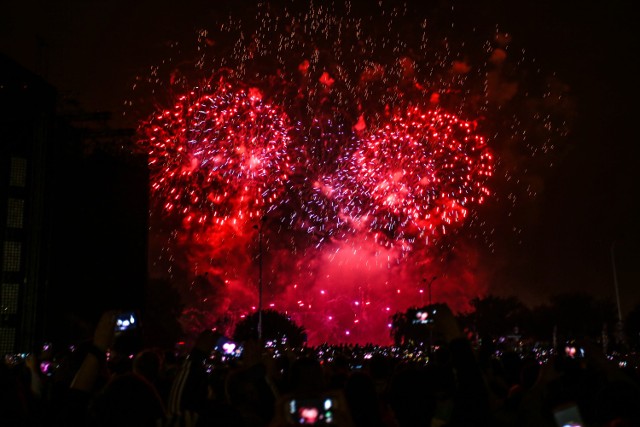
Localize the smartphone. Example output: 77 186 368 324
4 353 26 366
114 311 138 332
286 396 336 425
554 402 584 427
214 336 243 357
564 346 585 359
413 307 437 324
40 360 56 377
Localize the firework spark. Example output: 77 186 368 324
138 75 296 227
353 105 493 247
133 1 570 344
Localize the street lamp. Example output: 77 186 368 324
610 241 623 324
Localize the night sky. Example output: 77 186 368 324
2 0 638 322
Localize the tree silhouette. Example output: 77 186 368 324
624 303 640 350
390 303 449 346
459 294 530 338
544 292 616 343
390 311 410 346
233 309 306 347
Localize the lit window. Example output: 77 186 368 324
9 157 27 187
1 283 19 314
2 241 21 272
6 199 24 228
0 327 16 355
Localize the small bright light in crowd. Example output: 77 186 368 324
222 342 236 353
116 315 135 329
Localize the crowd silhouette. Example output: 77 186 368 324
2 304 639 427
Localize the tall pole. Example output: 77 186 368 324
610 241 623 324
427 276 437 307
257 221 263 341
610 240 624 345
426 276 437 357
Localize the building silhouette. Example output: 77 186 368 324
0 53 148 354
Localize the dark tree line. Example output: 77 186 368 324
233 309 307 348
140 276 640 352
390 292 639 351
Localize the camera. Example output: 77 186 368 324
114 311 138 332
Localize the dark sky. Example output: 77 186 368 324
2 0 638 314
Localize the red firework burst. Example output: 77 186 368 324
138 76 295 227
353 105 493 246
130 0 573 345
